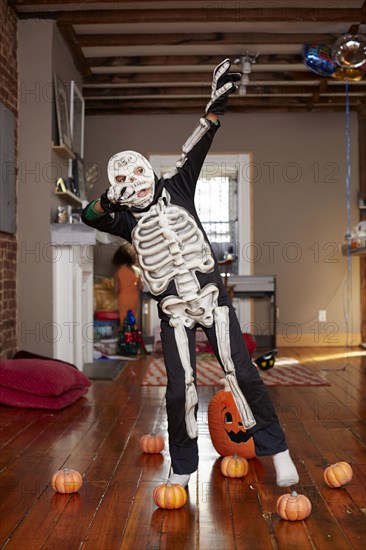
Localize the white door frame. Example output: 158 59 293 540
149 152 253 332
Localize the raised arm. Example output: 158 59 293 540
82 59 240 223
166 59 240 197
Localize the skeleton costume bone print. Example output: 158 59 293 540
83 59 298 486
82 64 290 477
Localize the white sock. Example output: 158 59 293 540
168 470 191 488
272 449 299 487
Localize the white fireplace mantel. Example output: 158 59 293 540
51 224 96 370
51 223 96 245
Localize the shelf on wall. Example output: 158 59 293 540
55 189 83 206
51 223 96 245
52 142 75 160
341 245 366 257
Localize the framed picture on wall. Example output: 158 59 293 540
70 81 85 159
72 154 87 200
53 73 73 150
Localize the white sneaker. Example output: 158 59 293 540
168 470 191 488
272 450 299 487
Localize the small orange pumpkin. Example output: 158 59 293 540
324 461 353 488
221 454 249 478
140 433 165 454
51 468 83 494
276 491 312 521
208 379 255 459
153 481 187 510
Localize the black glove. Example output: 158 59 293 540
205 58 241 116
100 189 129 213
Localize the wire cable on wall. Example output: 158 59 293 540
343 78 353 369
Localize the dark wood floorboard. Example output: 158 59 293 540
0 347 365 550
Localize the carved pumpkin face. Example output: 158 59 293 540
208 383 255 459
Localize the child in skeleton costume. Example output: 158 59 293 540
82 60 299 489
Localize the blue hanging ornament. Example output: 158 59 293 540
303 44 337 77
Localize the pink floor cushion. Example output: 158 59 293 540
0 359 92 409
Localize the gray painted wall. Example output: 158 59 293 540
18 21 54 355
17 18 361 348
18 21 81 355
84 112 361 345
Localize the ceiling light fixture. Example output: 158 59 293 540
234 52 259 97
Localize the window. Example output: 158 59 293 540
149 152 252 331
196 176 237 244
151 153 251 276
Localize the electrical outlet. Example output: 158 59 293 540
318 310 327 322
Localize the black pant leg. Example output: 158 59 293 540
160 319 199 474
202 301 288 454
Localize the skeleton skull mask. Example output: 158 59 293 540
107 150 155 209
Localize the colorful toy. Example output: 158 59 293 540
253 349 277 371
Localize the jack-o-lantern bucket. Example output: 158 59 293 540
208 378 256 459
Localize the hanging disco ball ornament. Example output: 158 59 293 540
331 67 365 81
332 34 366 69
302 44 337 77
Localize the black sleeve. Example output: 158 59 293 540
81 202 135 243
166 119 220 201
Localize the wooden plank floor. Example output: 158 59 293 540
0 347 365 550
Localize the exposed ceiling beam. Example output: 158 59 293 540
84 108 361 117
82 84 322 98
83 85 366 99
348 24 360 34
84 97 362 110
77 32 338 48
85 54 304 68
16 8 366 24
12 1 364 115
9 0 366 6
57 24 92 77
11 0 228 4
311 78 329 103
83 72 324 85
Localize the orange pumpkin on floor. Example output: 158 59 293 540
140 433 165 454
276 491 312 521
324 461 353 488
221 454 249 478
208 379 255 459
153 481 187 510
51 468 83 494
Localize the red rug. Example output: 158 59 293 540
141 356 329 386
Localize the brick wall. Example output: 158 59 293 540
0 0 18 358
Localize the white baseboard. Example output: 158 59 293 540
276 333 362 347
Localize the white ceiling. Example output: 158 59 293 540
11 0 366 114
